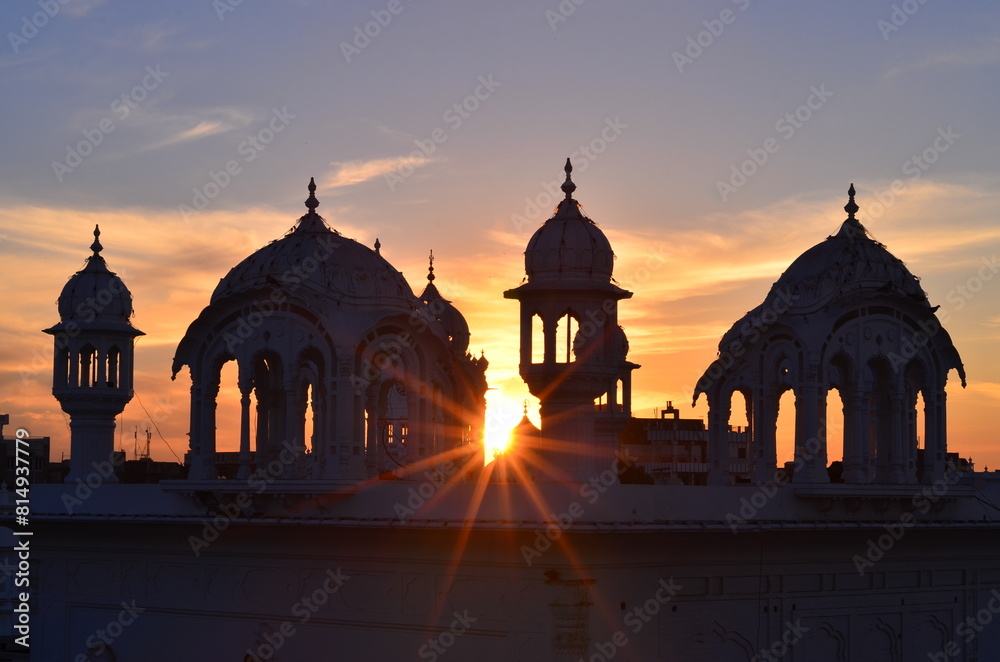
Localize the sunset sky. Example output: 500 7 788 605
1 0 998 469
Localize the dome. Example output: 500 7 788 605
717 185 929 351
524 159 614 283
55 226 137 331
418 252 471 354
210 179 414 307
758 185 927 316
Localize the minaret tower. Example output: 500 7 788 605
44 226 143 483
504 159 635 479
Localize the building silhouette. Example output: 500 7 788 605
23 167 1000 661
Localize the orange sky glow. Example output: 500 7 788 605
2 178 998 470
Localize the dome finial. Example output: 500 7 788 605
305 177 319 214
90 224 103 257
427 249 435 282
374 237 381 254
844 183 859 220
561 157 576 199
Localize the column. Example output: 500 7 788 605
707 396 731 486
842 392 867 483
237 376 252 480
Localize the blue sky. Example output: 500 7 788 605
2 0 999 466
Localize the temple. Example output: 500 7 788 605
23 167 1000 661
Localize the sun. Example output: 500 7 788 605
482 388 529 461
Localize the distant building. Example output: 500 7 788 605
619 401 750 485
0 414 49 488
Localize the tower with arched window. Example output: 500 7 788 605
504 159 637 479
44 226 143 484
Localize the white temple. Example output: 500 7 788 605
26 166 1000 661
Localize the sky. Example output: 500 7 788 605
1 0 998 469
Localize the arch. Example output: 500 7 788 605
215 357 241 456
826 352 854 482
531 313 544 364
106 345 121 388
554 312 579 364
55 346 70 388
79 343 97 387
904 359 928 482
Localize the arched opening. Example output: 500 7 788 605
555 313 578 363
79 344 97 387
730 389 751 469
57 347 70 388
216 359 241 454
531 313 545 364
775 388 796 472
303 382 315 450
378 381 409 468
107 345 120 388
904 360 927 482
826 387 846 482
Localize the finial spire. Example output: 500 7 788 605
427 249 435 282
90 224 103 257
560 157 576 199
374 237 381 254
844 183 859 220
305 177 319 214
523 399 529 416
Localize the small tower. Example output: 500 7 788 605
44 226 143 484
504 159 636 480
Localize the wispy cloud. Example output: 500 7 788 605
102 22 180 54
885 37 1000 77
142 119 235 151
324 156 432 189
62 0 109 18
